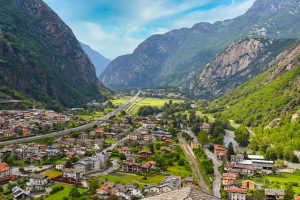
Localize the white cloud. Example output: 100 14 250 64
71 22 143 59
47 0 255 59
173 0 256 28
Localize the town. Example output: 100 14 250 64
0 92 299 200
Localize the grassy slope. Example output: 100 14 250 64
210 65 300 127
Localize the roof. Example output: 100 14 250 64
265 189 285 196
228 188 247 194
142 187 220 200
295 196 300 200
0 162 10 173
31 174 47 180
248 155 264 160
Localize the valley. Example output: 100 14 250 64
1 0 300 199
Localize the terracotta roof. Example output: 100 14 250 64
294 196 300 200
228 188 247 194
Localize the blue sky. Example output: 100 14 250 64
44 0 255 59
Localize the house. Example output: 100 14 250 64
55 162 66 170
0 162 16 181
127 184 143 198
214 144 227 160
94 152 109 169
119 147 132 155
12 186 31 200
95 128 105 137
184 177 194 185
265 189 285 200
222 173 239 187
252 160 274 170
231 154 244 164
202 123 211 134
122 160 155 173
128 133 138 141
190 139 200 150
63 168 84 181
228 188 247 200
161 148 171 154
242 180 260 190
224 163 255 176
295 196 300 200
74 161 93 173
96 183 114 196
26 174 48 192
138 150 152 158
144 176 181 195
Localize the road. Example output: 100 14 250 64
0 91 141 145
224 129 249 153
178 133 210 193
204 149 222 198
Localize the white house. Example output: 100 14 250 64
63 168 84 181
26 174 48 192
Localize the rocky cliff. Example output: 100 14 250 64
0 0 108 109
100 0 300 91
188 38 295 98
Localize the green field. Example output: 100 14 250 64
40 169 62 179
131 97 184 114
166 165 192 177
46 184 86 200
99 173 164 188
111 97 130 107
105 138 117 145
251 171 300 194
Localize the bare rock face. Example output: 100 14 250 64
268 41 300 82
200 38 269 83
188 38 293 98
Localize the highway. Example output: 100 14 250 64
0 91 141 145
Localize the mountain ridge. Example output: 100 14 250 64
100 0 300 95
80 42 111 77
0 0 108 109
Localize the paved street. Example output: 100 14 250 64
204 149 222 198
224 129 248 153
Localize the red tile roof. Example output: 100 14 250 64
228 188 247 194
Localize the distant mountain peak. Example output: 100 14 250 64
80 42 111 77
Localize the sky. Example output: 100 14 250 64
44 0 256 59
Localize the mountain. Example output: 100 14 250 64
80 42 111 76
188 38 295 99
100 0 300 91
208 40 300 127
0 0 108 109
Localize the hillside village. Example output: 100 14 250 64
0 95 298 200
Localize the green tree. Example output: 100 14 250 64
234 125 250 147
70 157 79 163
227 142 235 159
197 130 208 146
65 161 72 168
284 183 295 200
265 148 278 161
148 143 155 153
119 153 126 160
247 189 265 200
69 187 81 198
